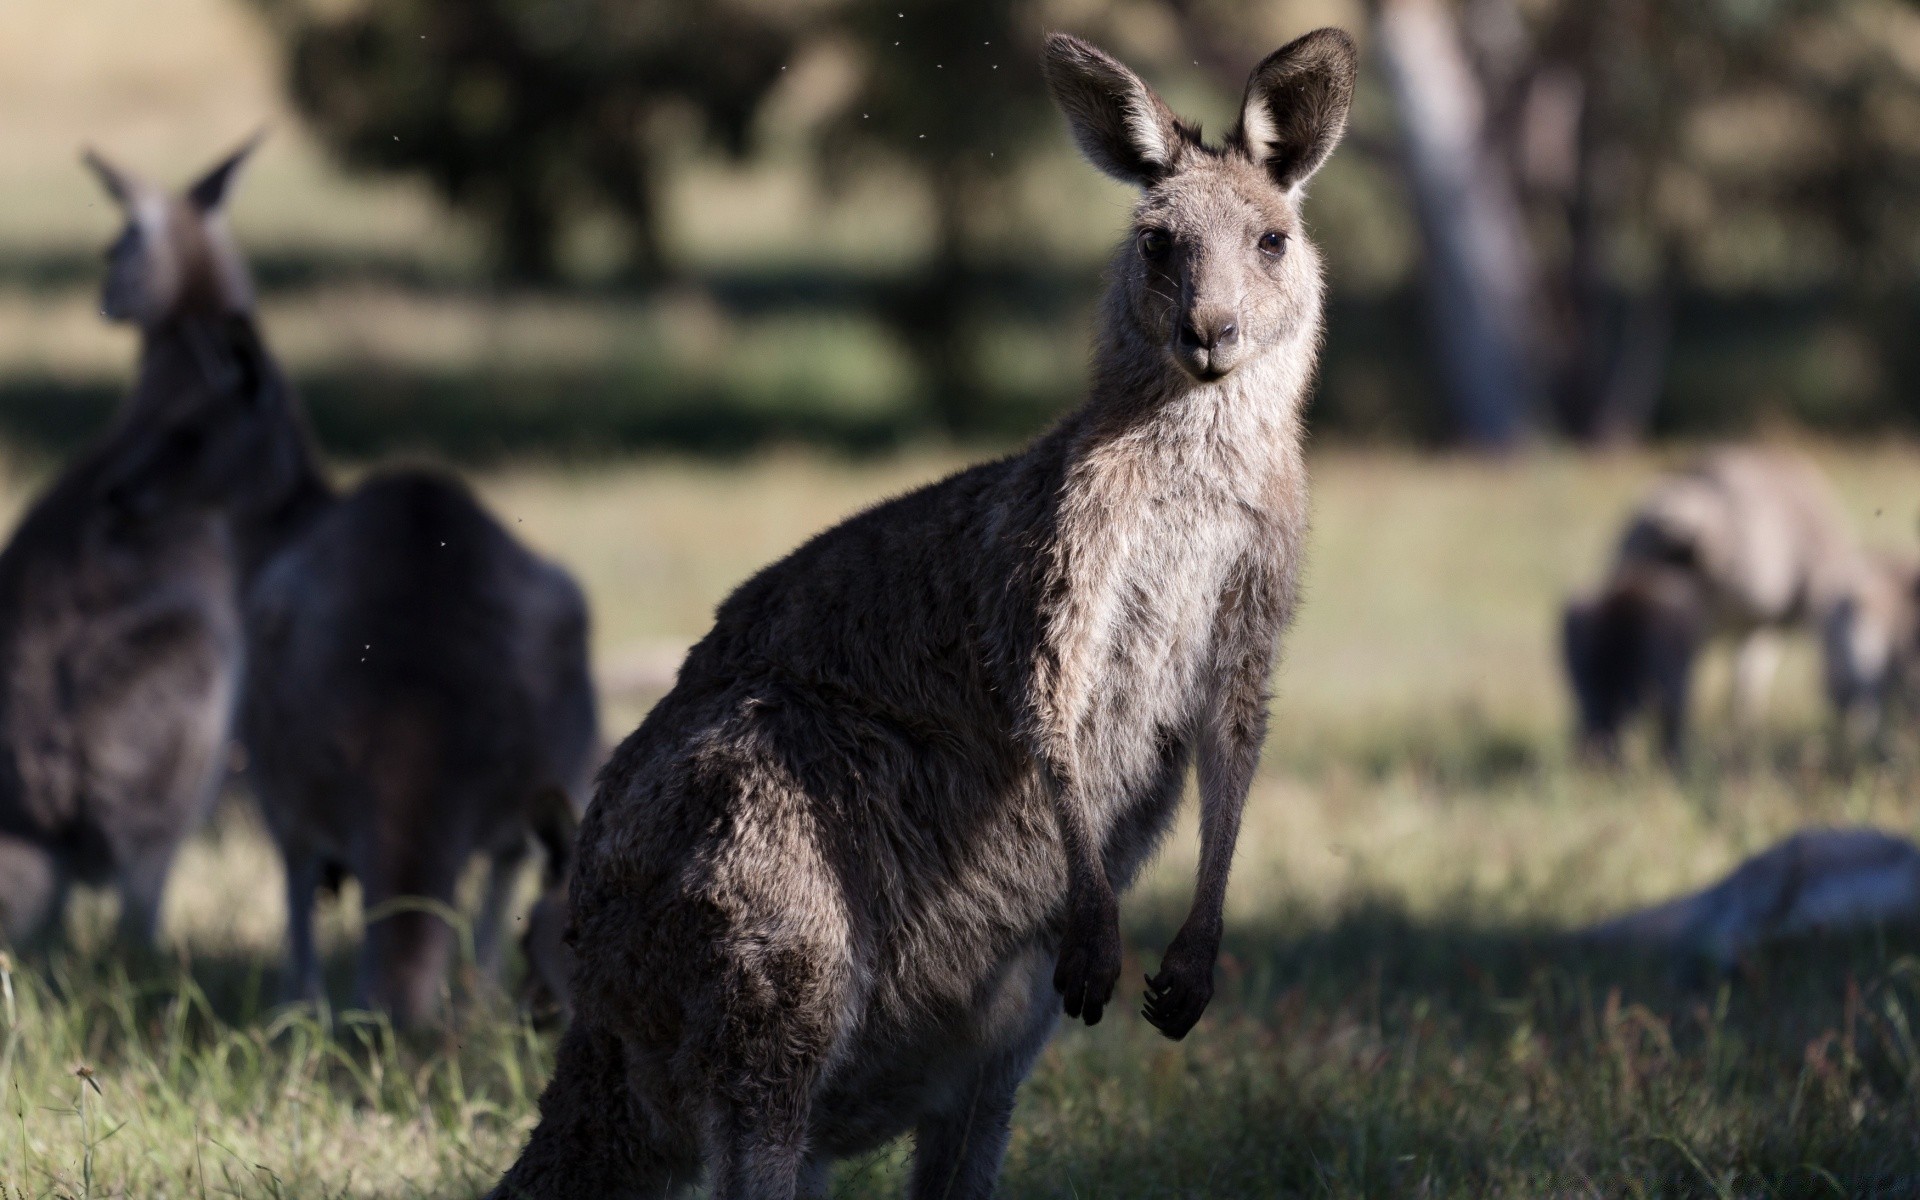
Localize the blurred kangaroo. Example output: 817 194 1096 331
489 28 1355 1200
1581 828 1920 975
0 142 316 948
60 146 601 1024
1563 447 1864 762
243 470 599 1027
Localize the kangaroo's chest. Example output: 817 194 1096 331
1057 486 1272 777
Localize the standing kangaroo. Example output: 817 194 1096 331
0 143 306 948
243 471 600 1027
490 28 1355 1200
58 148 601 1024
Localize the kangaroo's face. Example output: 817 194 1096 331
1044 30 1356 384
85 139 258 330
83 139 302 520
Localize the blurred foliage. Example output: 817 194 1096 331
247 0 801 281
237 0 1920 444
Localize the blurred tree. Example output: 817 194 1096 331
1453 0 1920 443
817 0 1052 434
247 0 797 281
247 0 1920 444
1375 0 1540 449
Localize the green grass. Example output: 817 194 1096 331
4 444 1920 1196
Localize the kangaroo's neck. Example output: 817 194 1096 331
1064 295 1319 498
134 313 337 579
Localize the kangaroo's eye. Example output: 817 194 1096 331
1137 228 1171 261
1258 230 1287 257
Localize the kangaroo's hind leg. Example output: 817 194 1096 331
908 967 1056 1200
472 838 530 987
702 932 854 1200
489 1019 699 1199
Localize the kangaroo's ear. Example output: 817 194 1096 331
82 148 140 209
1235 28 1358 195
1042 33 1183 187
187 130 265 213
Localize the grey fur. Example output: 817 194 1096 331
1822 551 1920 747
490 27 1355 1200
0 143 298 948
1581 828 1920 974
243 469 600 1026
1563 446 1865 762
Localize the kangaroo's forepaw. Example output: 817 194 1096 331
1142 952 1214 1040
1053 912 1122 1025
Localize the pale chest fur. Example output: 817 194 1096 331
1042 360 1306 827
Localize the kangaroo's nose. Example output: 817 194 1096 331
1179 316 1239 351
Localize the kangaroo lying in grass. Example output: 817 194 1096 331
0 144 308 949
1563 447 1868 762
489 27 1356 1200
1582 828 1920 974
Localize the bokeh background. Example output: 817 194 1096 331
12 0 1920 459
7 1 1920 1195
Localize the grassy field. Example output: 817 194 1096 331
4 2 1920 1194
1 443 1919 1198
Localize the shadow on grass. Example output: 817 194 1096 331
991 898 1920 1198
9 889 1920 1196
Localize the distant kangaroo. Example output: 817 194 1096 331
489 28 1355 1200
1563 447 1865 762
243 470 600 1026
56 146 601 1024
0 143 307 948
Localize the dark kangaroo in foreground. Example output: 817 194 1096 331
65 148 601 1025
490 28 1355 1199
0 143 306 948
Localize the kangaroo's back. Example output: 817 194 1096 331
248 470 593 800
244 467 597 1025
1618 447 1857 626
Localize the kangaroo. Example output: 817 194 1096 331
1581 827 1920 975
242 471 600 1026
60 148 601 1024
0 142 309 948
1563 447 1863 762
488 28 1355 1200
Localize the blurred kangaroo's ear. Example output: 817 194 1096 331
1042 33 1184 187
83 148 139 209
188 131 264 213
1235 28 1358 194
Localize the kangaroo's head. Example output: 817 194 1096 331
84 136 260 330
1563 567 1706 764
84 139 320 532
1043 30 1356 386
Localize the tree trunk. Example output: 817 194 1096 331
1374 0 1542 449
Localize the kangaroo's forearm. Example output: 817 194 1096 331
1187 724 1257 939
